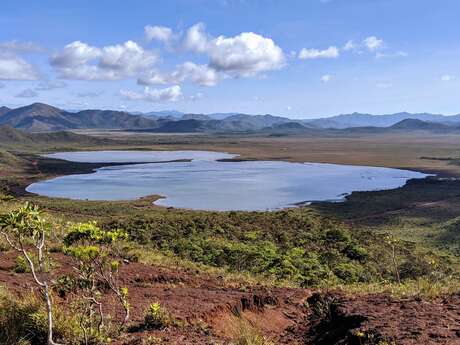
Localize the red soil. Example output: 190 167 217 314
0 251 459 344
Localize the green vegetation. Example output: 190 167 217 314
64 222 130 332
106 209 455 287
0 289 79 345
0 136 459 343
0 203 61 345
231 320 274 345
143 302 176 330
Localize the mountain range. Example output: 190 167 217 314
2 102 460 133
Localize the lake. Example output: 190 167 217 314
26 151 430 211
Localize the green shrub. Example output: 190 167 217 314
231 320 274 345
333 262 364 283
143 303 175 330
0 289 79 345
13 255 30 273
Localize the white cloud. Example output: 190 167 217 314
208 32 285 76
363 36 384 51
183 23 210 53
441 74 455 82
145 25 173 43
176 62 219 86
15 88 38 98
182 23 285 77
35 80 67 91
50 40 158 80
0 55 40 80
343 40 356 51
120 85 182 102
321 74 332 82
139 62 219 86
0 40 43 53
298 46 339 59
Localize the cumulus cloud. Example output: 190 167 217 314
178 62 219 86
15 88 38 98
120 85 182 102
363 36 384 51
321 74 332 82
181 23 285 77
50 40 158 80
145 25 173 43
208 32 284 76
35 80 67 91
139 62 219 86
298 46 339 59
0 55 40 80
183 23 210 53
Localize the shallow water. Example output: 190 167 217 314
27 151 430 211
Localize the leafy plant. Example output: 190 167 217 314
143 302 175 330
63 221 130 339
0 202 61 345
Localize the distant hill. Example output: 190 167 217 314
66 109 157 130
142 110 184 118
0 106 11 117
389 118 452 131
305 112 460 129
180 114 213 121
0 125 107 145
0 103 76 131
4 102 460 133
0 103 158 132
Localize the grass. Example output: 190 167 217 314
0 287 82 345
336 277 460 299
231 319 275 345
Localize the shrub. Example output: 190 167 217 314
0 289 79 345
231 320 274 345
143 303 175 330
14 255 30 273
333 262 364 283
64 221 131 330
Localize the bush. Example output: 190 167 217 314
231 320 274 345
13 255 30 273
0 289 79 345
143 303 175 330
333 262 364 283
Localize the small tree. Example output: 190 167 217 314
384 234 401 284
0 202 61 345
63 221 130 337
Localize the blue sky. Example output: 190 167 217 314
0 0 459 118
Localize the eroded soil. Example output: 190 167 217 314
0 251 459 344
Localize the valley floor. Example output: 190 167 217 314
1 131 459 344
